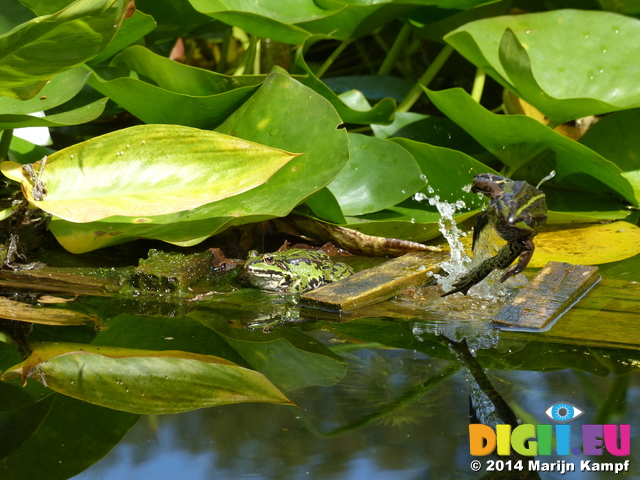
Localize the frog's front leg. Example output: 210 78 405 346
498 239 534 283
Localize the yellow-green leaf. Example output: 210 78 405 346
1 124 299 223
531 222 640 267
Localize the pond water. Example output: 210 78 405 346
2 245 639 480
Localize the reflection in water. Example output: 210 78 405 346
71 331 640 480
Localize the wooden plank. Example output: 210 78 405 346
0 269 111 296
301 252 445 312
492 261 601 329
502 278 640 349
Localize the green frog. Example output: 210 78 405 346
442 173 547 297
241 249 354 293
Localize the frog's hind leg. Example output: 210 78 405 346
441 241 526 297
498 239 533 283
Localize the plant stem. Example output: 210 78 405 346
377 22 412 76
0 129 13 163
397 44 454 113
316 40 351 79
244 35 258 75
471 68 486 103
216 28 232 73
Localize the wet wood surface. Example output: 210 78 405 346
301 252 445 312
492 261 601 329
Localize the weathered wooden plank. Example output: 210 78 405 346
492 261 601 329
0 269 111 296
502 278 640 349
301 252 445 312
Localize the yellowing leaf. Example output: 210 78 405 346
1 124 299 223
531 222 640 267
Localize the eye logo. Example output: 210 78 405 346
545 402 584 423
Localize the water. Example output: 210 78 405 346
2 209 639 480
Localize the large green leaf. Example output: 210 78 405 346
134 0 213 41
0 0 131 99
445 10 640 123
0 67 108 129
579 108 640 173
1 124 298 222
88 9 157 64
189 0 419 43
426 88 638 212
7 136 54 165
188 0 341 44
294 36 396 125
0 98 107 129
327 133 425 215
4 342 293 414
0 67 90 115
88 45 264 128
47 70 350 253
340 138 489 241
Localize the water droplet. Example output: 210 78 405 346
419 174 427 182
413 192 428 202
582 31 590 39
269 127 279 136
525 30 531 34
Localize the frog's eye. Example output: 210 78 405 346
263 255 275 265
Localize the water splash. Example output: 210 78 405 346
415 187 509 300
415 187 471 292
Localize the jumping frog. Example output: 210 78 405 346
241 249 354 294
442 173 547 297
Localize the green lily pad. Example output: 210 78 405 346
47 70 350 253
88 45 264 128
1 124 298 222
445 9 640 123
0 0 130 99
327 133 425 216
426 87 637 211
